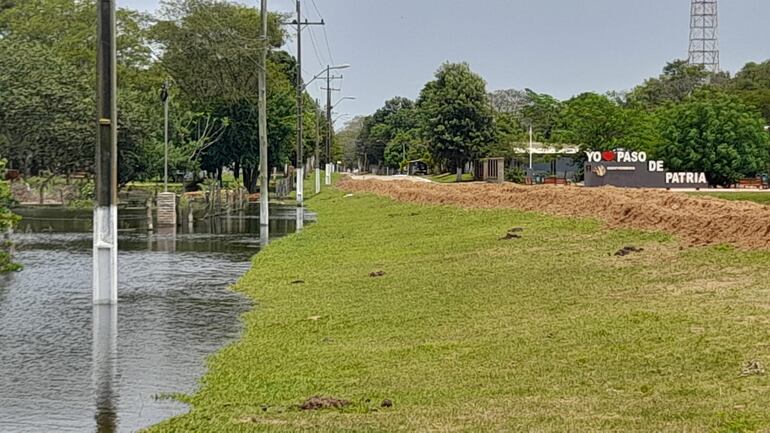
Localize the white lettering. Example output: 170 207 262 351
616 151 648 163
649 161 665 172
585 151 601 163
665 172 708 185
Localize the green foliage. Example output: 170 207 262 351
726 61 770 125
520 90 562 142
628 60 715 110
658 91 769 187
0 0 164 181
417 63 497 171
0 39 93 175
556 92 660 154
0 160 20 272
336 116 365 168
505 166 526 183
357 97 420 168
152 0 317 192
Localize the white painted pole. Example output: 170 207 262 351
94 0 118 305
325 164 332 185
529 125 534 170
296 167 304 205
93 206 118 304
295 206 304 232
315 167 321 194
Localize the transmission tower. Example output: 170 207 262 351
688 0 720 73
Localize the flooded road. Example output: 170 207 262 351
0 205 310 433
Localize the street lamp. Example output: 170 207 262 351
332 96 356 110
304 64 350 91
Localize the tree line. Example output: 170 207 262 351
349 60 770 186
0 0 333 193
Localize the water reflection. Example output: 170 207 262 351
93 305 118 433
0 205 314 433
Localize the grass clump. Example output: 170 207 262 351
690 191 770 205
148 188 770 433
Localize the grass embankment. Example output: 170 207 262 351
149 188 770 433
690 191 770 205
426 172 475 183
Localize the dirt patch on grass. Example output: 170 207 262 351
300 396 350 411
339 179 770 250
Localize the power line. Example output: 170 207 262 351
306 0 335 67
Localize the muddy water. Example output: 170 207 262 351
0 205 311 433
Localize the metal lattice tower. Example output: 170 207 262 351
688 0 720 73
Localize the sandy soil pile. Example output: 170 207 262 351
339 178 770 249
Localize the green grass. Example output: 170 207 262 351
148 188 770 433
426 172 475 183
689 191 770 205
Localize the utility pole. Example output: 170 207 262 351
326 67 332 166
157 80 177 228
286 2 323 206
315 98 321 194
528 125 533 170
161 80 170 192
322 69 343 167
259 0 269 234
94 0 118 304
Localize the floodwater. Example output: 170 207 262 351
0 205 311 433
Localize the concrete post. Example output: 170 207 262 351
156 192 177 227
94 0 118 305
295 206 304 232
296 167 304 205
325 164 332 185
146 199 153 231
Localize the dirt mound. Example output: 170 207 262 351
338 179 770 250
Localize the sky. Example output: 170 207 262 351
124 0 770 120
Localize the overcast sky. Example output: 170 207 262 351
124 0 770 119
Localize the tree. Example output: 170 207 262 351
489 89 530 117
0 39 93 176
417 63 497 181
0 0 164 182
726 61 770 125
152 0 296 192
627 60 722 110
357 97 417 168
555 92 659 154
336 116 365 169
658 91 769 187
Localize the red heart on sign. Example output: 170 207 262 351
602 151 616 162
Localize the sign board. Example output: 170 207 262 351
584 150 708 189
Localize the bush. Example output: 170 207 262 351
505 167 526 184
0 160 20 272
